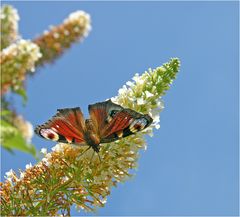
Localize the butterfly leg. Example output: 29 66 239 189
76 146 91 161
89 149 102 163
90 150 95 161
97 152 102 163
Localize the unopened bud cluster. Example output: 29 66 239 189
34 10 91 66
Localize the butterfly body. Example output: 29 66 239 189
84 119 101 152
35 100 153 152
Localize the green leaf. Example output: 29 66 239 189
2 133 36 156
0 120 36 157
14 88 28 105
3 146 14 154
1 109 12 116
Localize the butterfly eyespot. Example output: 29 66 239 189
129 118 148 132
40 129 59 141
48 133 55 140
109 110 118 117
105 110 118 123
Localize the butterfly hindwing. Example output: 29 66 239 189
35 107 87 145
89 100 153 143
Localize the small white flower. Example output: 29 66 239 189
64 10 91 37
153 114 160 123
42 158 51 167
37 52 43 58
137 97 145 105
13 115 34 143
53 32 59 39
5 176 13 186
25 163 32 170
157 100 164 110
126 157 134 161
145 91 154 98
64 30 69 36
74 26 80 32
132 73 139 80
118 85 128 95
133 73 144 85
25 121 34 143
76 205 85 211
49 25 54 30
5 169 14 178
68 10 85 21
126 81 134 87
43 30 49 35
20 171 25 179
30 66 35 72
11 7 19 21
40 148 47 155
62 176 69 182
51 143 65 153
0 13 6 19
83 24 92 37
143 143 148 150
45 153 52 160
101 197 107 204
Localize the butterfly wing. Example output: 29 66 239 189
88 100 153 143
35 107 87 145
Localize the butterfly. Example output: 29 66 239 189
35 100 153 153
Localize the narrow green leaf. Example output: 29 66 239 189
14 88 28 105
1 110 12 116
0 120 36 156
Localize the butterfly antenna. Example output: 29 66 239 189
76 146 91 161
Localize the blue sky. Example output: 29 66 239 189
1 1 239 216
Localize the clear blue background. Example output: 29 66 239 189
1 1 239 216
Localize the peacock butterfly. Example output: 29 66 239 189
35 100 153 152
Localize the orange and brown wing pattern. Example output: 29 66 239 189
88 100 153 143
88 100 123 135
35 107 87 145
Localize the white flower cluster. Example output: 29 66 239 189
40 148 47 155
5 162 32 185
1 39 42 73
64 10 92 38
40 143 75 167
113 70 165 135
0 5 19 22
4 169 19 187
0 5 20 46
51 143 66 153
25 162 32 170
4 169 15 183
40 147 52 167
13 115 34 143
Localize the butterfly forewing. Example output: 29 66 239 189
89 100 153 143
88 100 123 135
35 107 87 145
